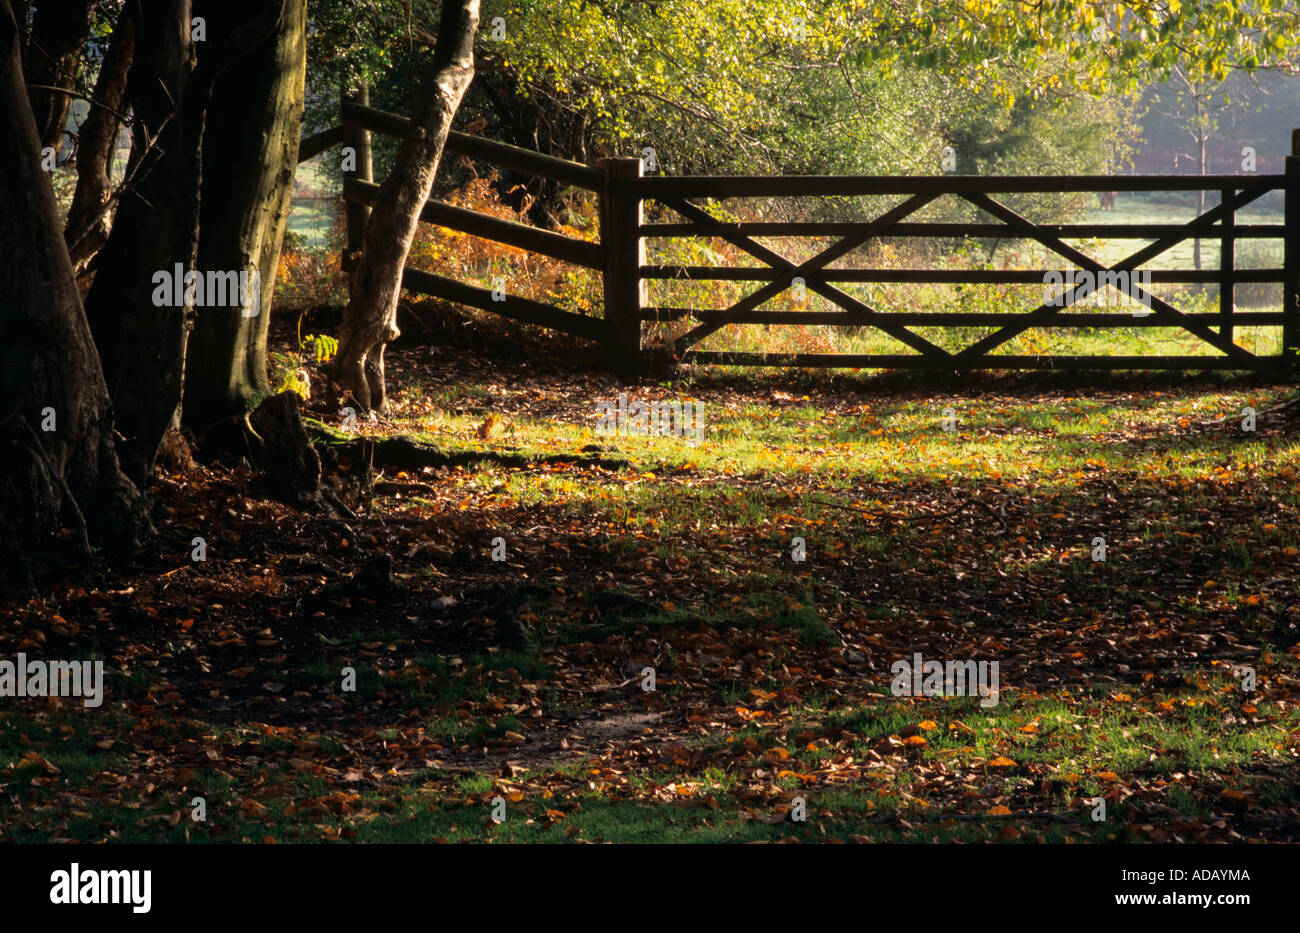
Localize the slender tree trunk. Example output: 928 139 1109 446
1191 94 1207 276
0 0 149 571
82 0 200 486
332 0 479 412
12 0 27 50
1194 128 1206 274
64 2 134 276
22 0 97 155
183 0 305 443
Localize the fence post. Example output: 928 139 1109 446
341 85 373 273
1220 187 1234 343
599 156 645 378
1284 129 1300 381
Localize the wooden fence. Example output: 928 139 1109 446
299 103 1300 381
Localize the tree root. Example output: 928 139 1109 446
304 419 634 473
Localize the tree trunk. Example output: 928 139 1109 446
64 2 134 276
82 0 200 486
183 0 305 444
1192 96 1207 277
331 0 479 413
0 0 150 572
22 0 97 155
1194 128 1206 274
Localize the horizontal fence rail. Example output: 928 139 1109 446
343 178 604 269
641 310 1287 326
340 100 603 191
633 174 1288 198
400 268 605 342
297 104 1300 380
684 352 1269 371
641 221 1288 238
640 268 1285 283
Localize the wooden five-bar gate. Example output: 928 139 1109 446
299 101 1300 381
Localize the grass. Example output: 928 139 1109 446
5 348 1299 843
384 381 1287 485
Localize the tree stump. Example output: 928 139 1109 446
249 391 324 508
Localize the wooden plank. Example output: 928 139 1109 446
344 178 603 269
340 100 602 190
640 266 1283 284
643 309 1286 326
641 221 1288 239
599 157 646 378
673 193 944 354
1221 188 1235 342
682 351 1260 371
341 89 373 272
636 174 1286 199
400 268 604 342
298 125 343 163
1285 131 1300 380
657 196 951 360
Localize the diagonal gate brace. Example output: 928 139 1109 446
955 190 1270 372
671 193 943 355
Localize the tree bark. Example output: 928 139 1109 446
82 0 199 486
183 0 305 443
249 390 322 508
0 0 150 570
331 0 479 413
1194 121 1206 276
64 2 134 276
83 0 287 481
22 0 97 155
